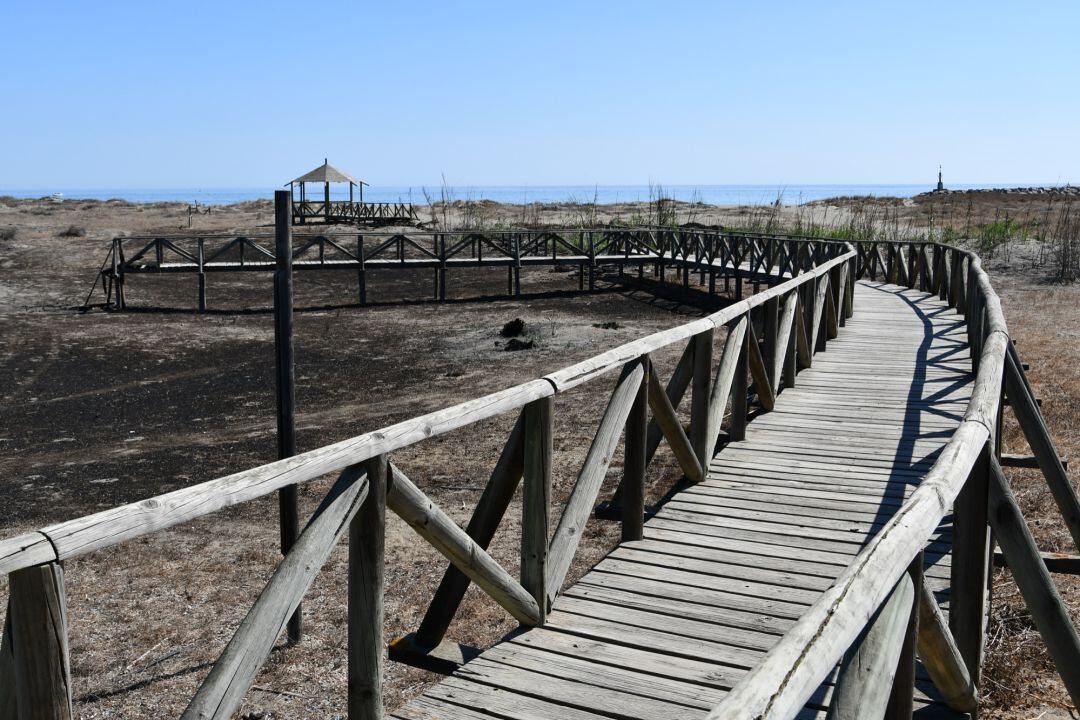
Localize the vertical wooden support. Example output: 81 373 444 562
885 555 922 720
438 234 447 302
730 314 750 442
950 441 991 684
827 573 915 720
783 307 797 389
273 190 302 644
349 454 387 720
522 396 553 624
622 355 649 542
513 235 522 299
196 237 206 313
691 329 714 469
588 232 596 292
762 297 779 392
8 563 73 720
357 235 367 306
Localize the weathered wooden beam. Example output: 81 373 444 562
993 548 1080 575
412 413 525 649
746 322 776 412
917 581 977 713
621 356 649 542
521 397 553 623
988 457 1080 706
812 274 829 353
690 329 715 469
1001 452 1068 470
885 556 921 720
273 189 302 645
826 573 914 720
8 563 73 720
772 292 797 388
1004 350 1080 552
644 341 694 466
950 442 991 683
647 363 704 483
795 294 812 370
183 465 369 720
706 316 748 457
546 361 644 604
350 455 386 720
386 464 540 626
29 378 554 572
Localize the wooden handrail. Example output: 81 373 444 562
702 238 1080 718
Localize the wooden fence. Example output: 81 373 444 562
291 200 417 226
5 233 1078 719
95 227 846 311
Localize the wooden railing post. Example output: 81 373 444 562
622 355 649 542
522 397 553 624
730 313 750 442
885 554 922 720
950 441 991 685
349 454 387 720
691 329 715 470
7 563 73 720
827 572 914 720
762 296 779 392
273 191 302 644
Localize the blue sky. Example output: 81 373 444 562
2 1 1076 188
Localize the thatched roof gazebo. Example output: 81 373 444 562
286 159 416 226
288 159 369 223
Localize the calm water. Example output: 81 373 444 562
0 183 1039 206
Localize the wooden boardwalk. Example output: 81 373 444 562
391 280 972 720
12 231 1076 718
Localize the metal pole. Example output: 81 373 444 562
273 190 302 643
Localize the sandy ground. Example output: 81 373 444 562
0 194 1077 717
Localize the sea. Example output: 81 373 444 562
0 183 1045 207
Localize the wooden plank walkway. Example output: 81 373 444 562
392 279 973 720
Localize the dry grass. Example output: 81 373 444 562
980 268 1080 718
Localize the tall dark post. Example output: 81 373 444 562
273 190 302 643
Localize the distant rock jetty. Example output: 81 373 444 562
920 185 1079 198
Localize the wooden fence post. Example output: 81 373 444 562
7 563 73 720
827 573 914 720
197 237 206 313
691 329 714 470
730 313 750 442
273 190 302 644
622 355 649 542
885 554 922 720
950 441 991 684
762 297 779 392
522 397 553 624
349 454 387 720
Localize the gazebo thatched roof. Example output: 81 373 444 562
290 159 366 186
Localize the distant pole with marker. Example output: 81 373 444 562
273 189 302 643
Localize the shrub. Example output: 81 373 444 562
500 318 525 338
0 227 15 241
59 225 87 237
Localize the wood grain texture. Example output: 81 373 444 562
183 465 369 720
